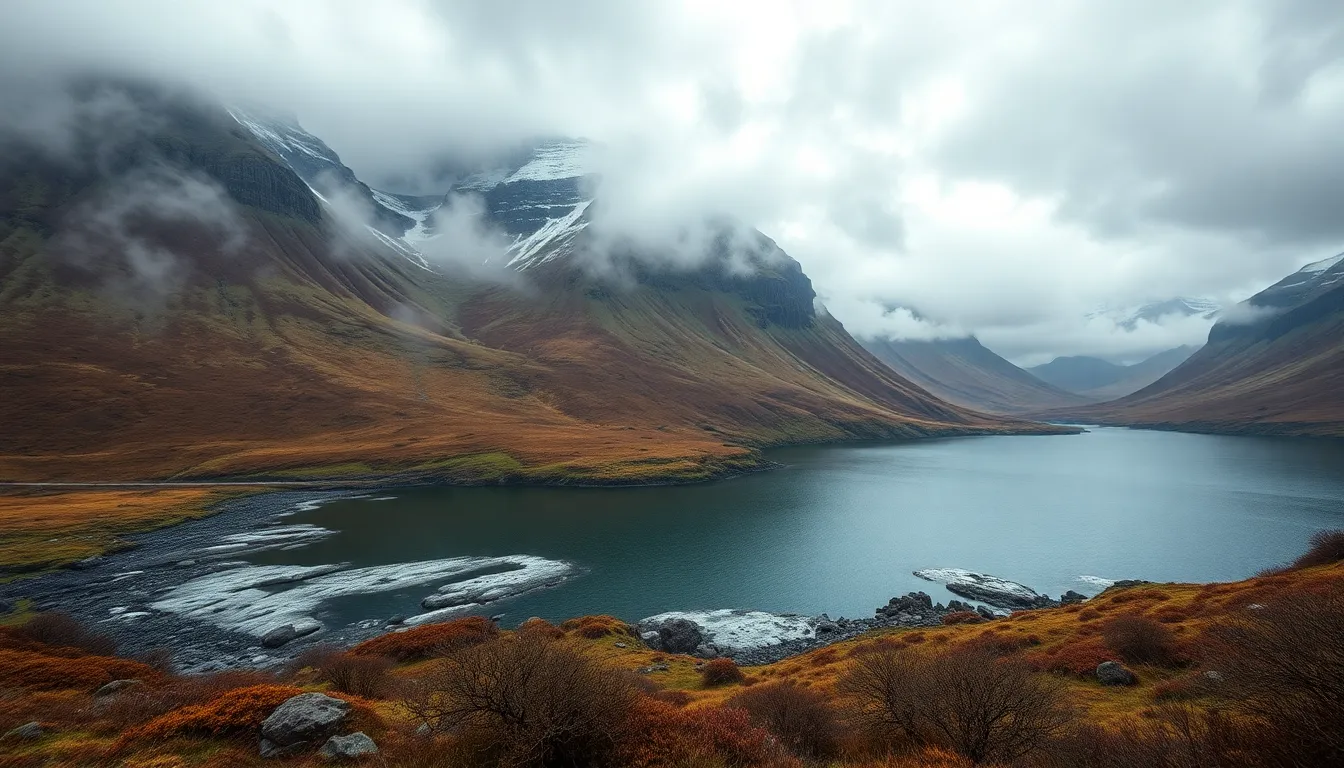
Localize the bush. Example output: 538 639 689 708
619 698 782 768
116 684 379 748
94 670 277 733
701 658 745 687
941 611 982 625
1048 706 1261 768
1102 615 1183 666
402 634 637 767
0 647 160 692
15 612 117 656
319 652 395 698
350 616 496 662
1024 637 1114 677
841 643 1074 764
517 618 565 639
728 680 840 761
561 615 632 639
1204 583 1344 765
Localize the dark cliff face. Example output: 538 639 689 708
616 228 816 330
0 80 322 228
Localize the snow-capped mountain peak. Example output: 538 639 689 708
1089 297 1221 330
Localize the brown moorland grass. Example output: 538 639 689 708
0 488 233 576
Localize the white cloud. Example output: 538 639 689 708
2 0 1341 363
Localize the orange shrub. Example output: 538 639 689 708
619 698 782 767
349 616 497 661
1283 529 1344 572
701 658 745 687
901 632 927 645
1077 608 1102 622
518 618 565 639
116 685 381 747
1025 637 1115 676
560 615 632 639
941 611 982 625
1102 615 1184 666
0 647 161 692
1148 605 1191 624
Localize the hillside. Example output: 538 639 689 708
1074 345 1198 401
0 81 1058 484
860 336 1091 415
1056 255 1344 436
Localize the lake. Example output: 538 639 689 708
248 427 1344 628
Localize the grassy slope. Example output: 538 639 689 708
1053 312 1344 436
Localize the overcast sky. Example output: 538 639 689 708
4 0 1343 365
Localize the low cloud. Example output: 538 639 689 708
1217 302 1284 326
52 164 246 304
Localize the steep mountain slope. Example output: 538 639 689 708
1058 255 1344 436
0 81 1060 483
860 336 1090 414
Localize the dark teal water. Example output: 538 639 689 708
250 428 1344 627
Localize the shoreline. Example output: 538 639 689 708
0 484 1117 672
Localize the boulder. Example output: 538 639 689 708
261 625 298 649
975 606 995 620
259 693 352 758
95 679 143 697
815 621 838 634
386 615 405 626
2 722 43 741
1096 661 1138 686
645 618 704 654
693 643 719 659
319 732 378 761
1060 590 1087 604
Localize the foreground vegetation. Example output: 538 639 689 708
1 532 1341 767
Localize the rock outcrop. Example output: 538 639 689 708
259 693 352 758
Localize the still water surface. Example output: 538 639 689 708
249 428 1344 626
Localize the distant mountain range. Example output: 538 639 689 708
860 337 1090 415
1055 254 1344 436
1028 345 1199 400
0 81 1058 483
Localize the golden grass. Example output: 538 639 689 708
0 488 238 577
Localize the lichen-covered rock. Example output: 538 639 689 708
319 732 378 761
2 722 43 741
1097 661 1138 686
95 679 143 697
259 693 352 758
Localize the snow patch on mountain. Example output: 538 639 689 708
506 200 593 269
505 141 592 183
1299 252 1344 275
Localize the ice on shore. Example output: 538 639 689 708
640 609 817 653
152 555 575 638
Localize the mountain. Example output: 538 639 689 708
0 80 1061 483
1028 356 1127 393
1074 345 1198 401
860 336 1091 414
1056 254 1344 435
1088 296 1221 330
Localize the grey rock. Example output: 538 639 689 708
1060 590 1087 604
816 621 838 634
2 722 43 741
386 615 405 626
490 614 505 622
613 642 628 648
693 643 719 659
261 625 298 649
975 606 995 620
176 560 197 568
414 723 432 738
637 663 670 674
639 630 660 645
319 732 378 761
1097 661 1138 686
259 693 352 757
642 617 704 654
1203 670 1225 683
95 679 143 697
